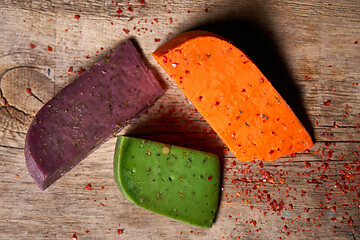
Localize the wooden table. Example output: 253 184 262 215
1 0 359 239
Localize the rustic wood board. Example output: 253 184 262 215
0 0 359 239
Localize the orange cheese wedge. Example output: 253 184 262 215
153 30 313 161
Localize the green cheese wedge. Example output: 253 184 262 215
113 136 221 228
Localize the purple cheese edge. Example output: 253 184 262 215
24 40 164 190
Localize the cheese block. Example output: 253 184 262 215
25 40 164 190
153 31 313 161
113 136 220 228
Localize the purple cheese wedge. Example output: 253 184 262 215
25 40 164 190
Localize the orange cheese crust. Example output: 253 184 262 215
153 31 313 161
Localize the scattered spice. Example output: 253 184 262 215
78 67 85 75
85 183 92 190
324 100 331 106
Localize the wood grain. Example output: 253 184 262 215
0 0 359 239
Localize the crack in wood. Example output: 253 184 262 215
0 144 23 150
28 91 44 105
0 65 40 121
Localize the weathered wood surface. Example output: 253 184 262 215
0 0 359 239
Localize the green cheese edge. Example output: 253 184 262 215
113 136 221 228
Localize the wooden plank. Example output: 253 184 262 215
0 0 359 239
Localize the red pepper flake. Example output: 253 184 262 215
290 152 296 158
187 10 191 13
207 176 212 181
347 217 354 227
68 67 73 73
78 67 85 75
101 186 105 190
185 70 190 74
154 38 161 42
153 18 158 23
321 163 329 169
323 100 331 106
47 46 53 51
29 43 36 49
140 0 145 4
304 75 310 80
85 183 92 190
74 14 80 19
123 29 130 34
355 40 358 45
72 233 77 240
327 150 333 159
85 230 89 233
304 161 311 168
25 88 32 94
117 228 123 235
127 6 133 12
15 174 19 178
214 101 220 106
116 7 123 14
205 8 208 12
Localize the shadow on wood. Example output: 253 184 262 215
130 38 169 92
188 16 315 142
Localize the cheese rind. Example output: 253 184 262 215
113 136 220 228
25 40 164 190
153 31 313 161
